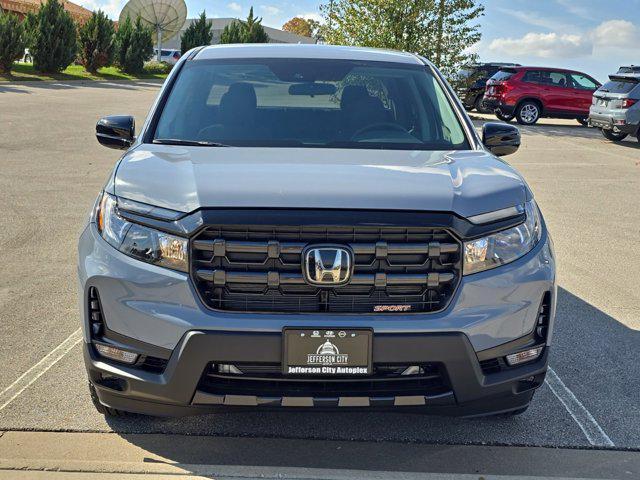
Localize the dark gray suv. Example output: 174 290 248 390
79 44 556 417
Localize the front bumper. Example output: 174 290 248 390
79 223 555 416
86 331 548 416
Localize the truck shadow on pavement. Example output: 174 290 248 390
104 287 639 454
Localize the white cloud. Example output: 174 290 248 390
464 41 481 56
592 20 640 49
487 18 639 61
296 12 323 23
227 2 242 13
555 0 595 21
260 5 282 16
76 0 123 19
496 7 575 33
488 32 592 59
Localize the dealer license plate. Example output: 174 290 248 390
283 328 372 376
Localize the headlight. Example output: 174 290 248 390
95 192 188 272
463 200 542 275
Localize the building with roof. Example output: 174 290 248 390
161 17 316 51
0 0 92 23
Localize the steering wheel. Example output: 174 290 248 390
351 122 407 140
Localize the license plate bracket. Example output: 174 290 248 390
282 328 373 376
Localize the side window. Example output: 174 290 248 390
549 72 569 88
523 70 542 83
570 74 598 90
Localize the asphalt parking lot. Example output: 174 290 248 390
0 81 639 474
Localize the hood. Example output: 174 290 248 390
113 146 529 219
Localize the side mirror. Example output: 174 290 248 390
482 122 520 156
96 115 135 150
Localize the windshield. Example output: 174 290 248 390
153 58 469 150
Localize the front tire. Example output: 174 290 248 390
577 117 589 127
601 129 628 141
89 382 128 417
516 101 541 125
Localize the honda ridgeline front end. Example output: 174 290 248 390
79 45 556 417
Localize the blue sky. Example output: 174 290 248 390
87 0 639 82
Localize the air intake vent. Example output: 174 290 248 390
479 358 502 375
536 292 552 340
88 287 104 338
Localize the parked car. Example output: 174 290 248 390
455 62 520 113
589 71 640 143
616 65 640 74
152 49 181 65
82 44 555 418
484 66 601 125
20 49 32 64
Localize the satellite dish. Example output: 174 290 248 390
119 0 187 61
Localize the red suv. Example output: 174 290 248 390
483 67 601 125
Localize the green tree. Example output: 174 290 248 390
244 7 269 43
321 0 483 79
78 10 115 73
125 16 153 73
115 15 153 74
23 12 38 48
307 18 322 40
30 0 77 73
219 7 269 44
219 20 244 43
114 15 133 68
0 11 26 74
282 16 312 37
180 10 213 54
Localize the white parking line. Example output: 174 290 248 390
546 366 614 447
0 329 82 412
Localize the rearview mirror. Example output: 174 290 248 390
96 115 135 150
482 122 520 156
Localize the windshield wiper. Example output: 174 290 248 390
153 138 229 147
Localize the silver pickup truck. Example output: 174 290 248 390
79 44 556 418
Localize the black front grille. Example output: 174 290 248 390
191 223 461 314
198 363 451 398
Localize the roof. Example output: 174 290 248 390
0 0 92 22
195 44 423 64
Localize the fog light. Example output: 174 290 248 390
505 346 544 366
95 343 139 364
400 366 424 376
217 364 243 375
